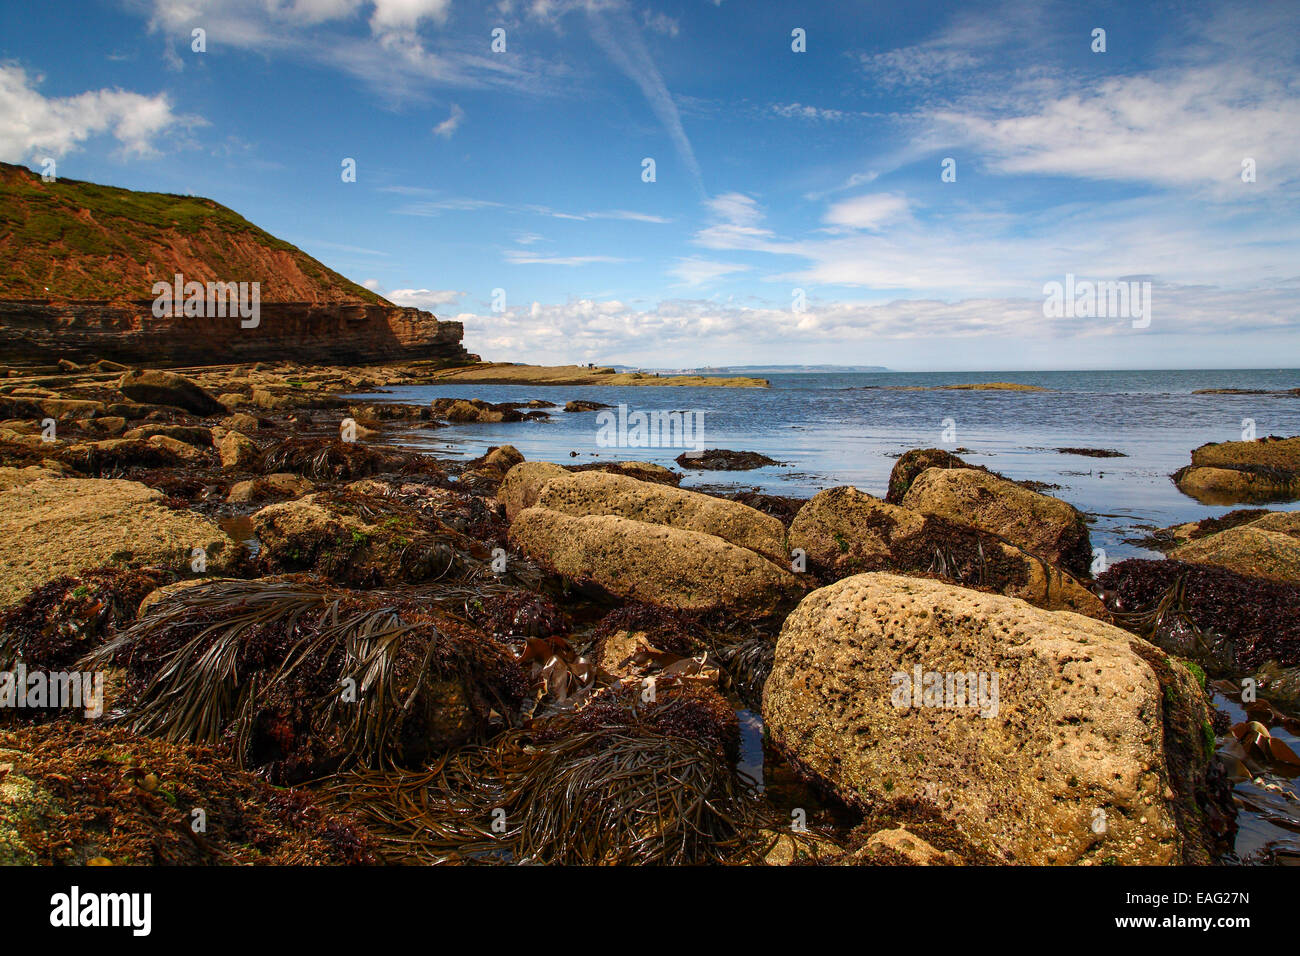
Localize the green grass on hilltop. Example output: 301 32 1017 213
0 162 385 303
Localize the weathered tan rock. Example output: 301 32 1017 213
509 507 802 615
790 486 925 570
226 472 315 504
0 465 63 491
901 467 1092 575
1169 511 1300 583
861 827 957 865
221 412 259 432
147 434 208 463
123 424 213 446
39 398 105 420
1174 437 1300 503
885 448 971 504
218 430 260 470
535 471 788 565
498 461 568 520
0 478 235 607
483 444 524 472
118 369 225 415
1191 436 1300 470
788 486 1104 616
250 387 286 411
85 416 126 436
762 572 1219 865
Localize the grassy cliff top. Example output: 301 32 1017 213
0 162 386 304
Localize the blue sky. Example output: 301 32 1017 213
2 0 1298 370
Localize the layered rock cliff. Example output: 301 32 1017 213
0 162 473 366
0 299 474 367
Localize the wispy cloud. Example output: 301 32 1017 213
668 258 750 287
433 103 463 137
581 1 705 195
393 194 670 222
504 250 634 266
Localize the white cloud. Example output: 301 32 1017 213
368 0 452 31
931 66 1300 193
705 192 763 227
0 64 199 162
823 193 910 231
669 258 750 286
144 0 551 98
433 103 463 137
453 281 1300 366
386 286 466 308
771 103 845 122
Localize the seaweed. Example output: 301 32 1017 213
78 578 528 782
3 723 377 865
1099 559 1300 673
259 436 445 482
0 566 174 674
325 688 819 865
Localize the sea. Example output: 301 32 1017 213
350 368 1300 561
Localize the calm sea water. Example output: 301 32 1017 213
350 368 1300 561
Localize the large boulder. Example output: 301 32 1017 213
117 370 226 416
788 486 1103 616
498 461 569 520
1168 511 1300 583
1174 436 1300 504
0 478 235 607
901 467 1092 575
535 471 788 565
763 573 1226 865
509 507 803 616
885 448 972 504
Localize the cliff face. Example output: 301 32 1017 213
0 299 475 367
0 162 473 366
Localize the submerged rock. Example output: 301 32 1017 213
1174 436 1300 504
763 572 1228 865
901 467 1093 576
674 448 779 471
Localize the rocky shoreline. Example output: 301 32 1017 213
1 360 1297 865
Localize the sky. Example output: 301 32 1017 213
1 0 1298 370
